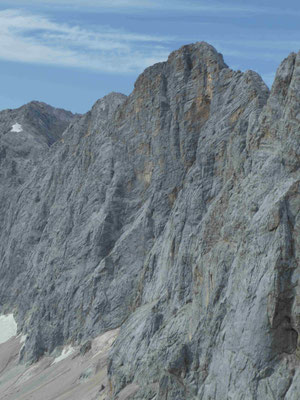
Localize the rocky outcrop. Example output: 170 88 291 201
0 101 77 234
0 43 299 399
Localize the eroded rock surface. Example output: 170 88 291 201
0 42 299 399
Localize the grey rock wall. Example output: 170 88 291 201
0 42 299 399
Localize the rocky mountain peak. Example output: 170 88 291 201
167 41 227 68
0 100 76 147
90 92 127 126
0 43 300 400
133 41 227 104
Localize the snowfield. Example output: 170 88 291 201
11 123 23 132
0 314 17 344
53 345 75 364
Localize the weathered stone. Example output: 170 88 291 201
0 43 300 399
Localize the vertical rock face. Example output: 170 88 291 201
0 42 300 399
0 102 77 305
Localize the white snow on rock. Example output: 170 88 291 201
11 123 23 133
53 345 75 364
20 334 27 344
0 314 17 344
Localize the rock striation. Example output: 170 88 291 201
0 42 300 399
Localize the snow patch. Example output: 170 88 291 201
11 123 23 133
0 314 17 344
53 345 75 364
20 334 27 344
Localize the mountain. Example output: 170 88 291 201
0 100 77 186
0 42 299 400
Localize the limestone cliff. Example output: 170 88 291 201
0 42 299 399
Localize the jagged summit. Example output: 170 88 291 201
91 92 127 123
136 41 228 79
0 43 300 399
167 41 228 66
134 41 228 98
0 99 76 146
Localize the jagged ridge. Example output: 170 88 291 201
0 42 300 399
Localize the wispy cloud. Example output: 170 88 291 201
210 39 299 64
0 9 172 73
4 0 300 17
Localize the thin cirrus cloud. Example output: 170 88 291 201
4 0 299 16
0 9 173 73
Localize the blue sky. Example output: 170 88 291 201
0 1 299 113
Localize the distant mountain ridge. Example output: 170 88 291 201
0 100 77 145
